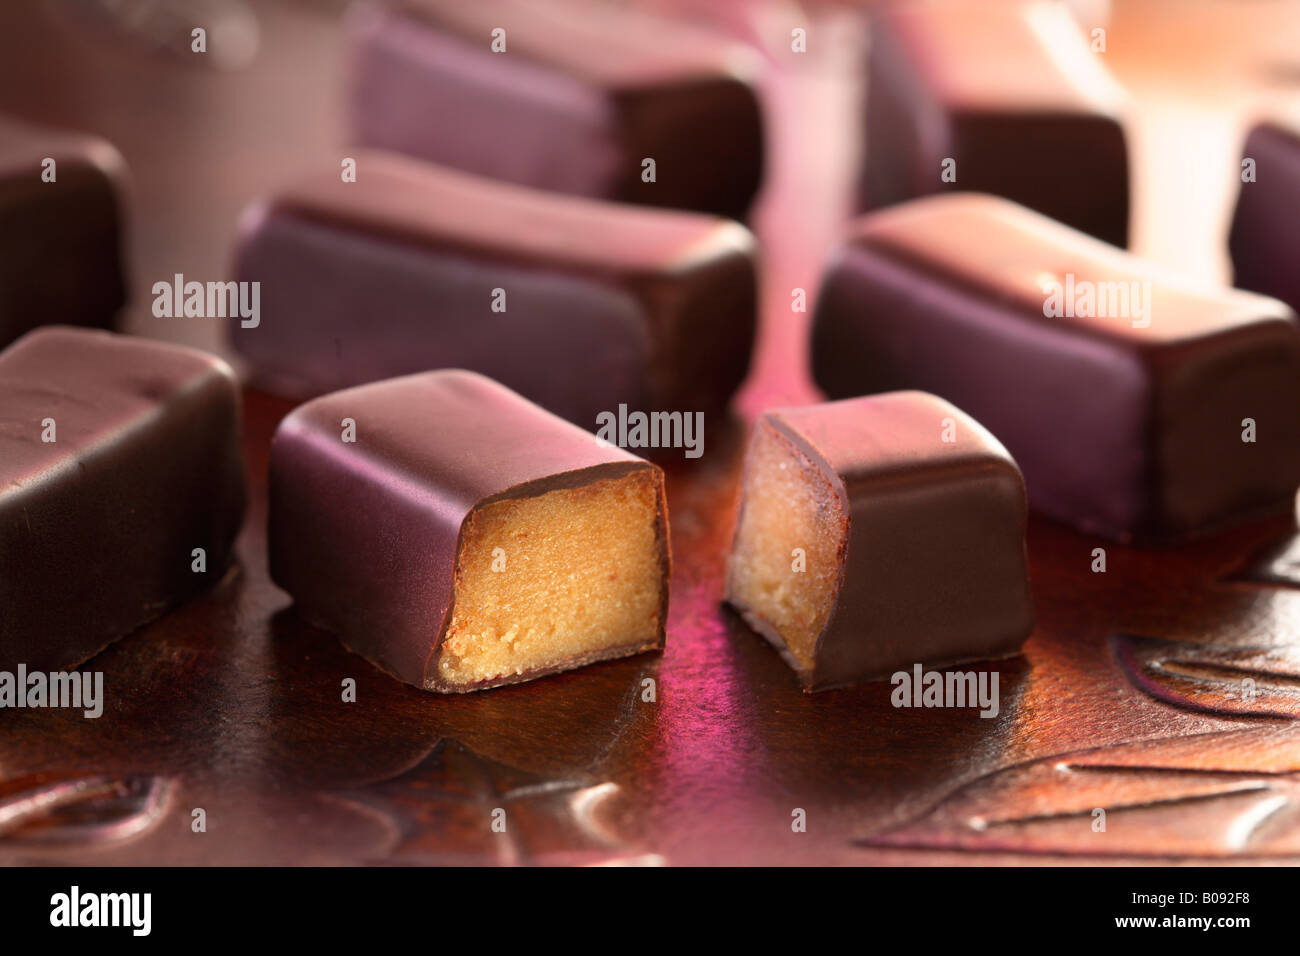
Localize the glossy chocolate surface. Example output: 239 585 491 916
268 369 670 692
729 391 1033 691
233 152 757 429
348 0 764 219
0 116 127 347
863 1 1129 246
1229 118 1300 315
0 327 246 672
812 194 1300 544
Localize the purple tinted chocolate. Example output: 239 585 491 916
0 116 128 347
727 391 1033 692
1229 118 1300 315
232 152 757 428
811 194 1300 544
0 328 246 672
862 2 1129 246
268 369 670 692
347 0 764 219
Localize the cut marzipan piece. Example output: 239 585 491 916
268 369 671 692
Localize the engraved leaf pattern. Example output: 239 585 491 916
0 773 171 845
333 738 660 866
1112 633 1300 719
861 728 1300 858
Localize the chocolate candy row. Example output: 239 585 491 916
6 172 1300 692
5 191 1299 693
2 323 1017 693
9 0 1300 360
5 228 1298 697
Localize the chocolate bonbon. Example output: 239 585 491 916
232 152 757 428
811 193 1300 544
0 327 246 672
1229 117 1300 315
347 0 764 219
726 391 1033 692
268 370 670 692
862 1 1129 246
0 116 127 347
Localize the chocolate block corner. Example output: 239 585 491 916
726 390 1033 691
0 115 129 348
347 0 764 220
0 327 246 672
862 1 1129 246
1229 117 1300 316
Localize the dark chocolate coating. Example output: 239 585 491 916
268 369 670 692
1229 119 1300 314
0 116 128 347
862 2 1129 246
232 151 757 429
347 0 764 219
811 193 1300 544
0 327 246 672
729 391 1033 691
